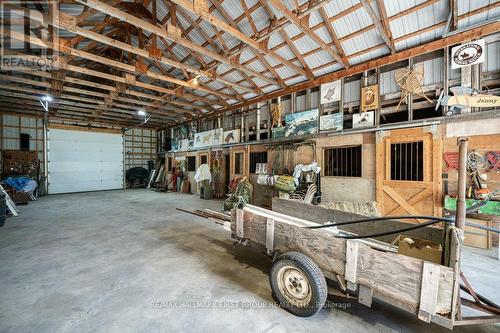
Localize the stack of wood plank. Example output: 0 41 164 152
176 208 231 226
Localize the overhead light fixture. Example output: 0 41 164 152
39 95 52 112
192 74 201 87
137 110 146 116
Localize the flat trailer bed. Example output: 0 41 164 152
228 199 500 329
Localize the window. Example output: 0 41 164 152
249 152 268 173
390 141 423 181
324 146 362 177
200 155 207 165
187 156 196 171
234 153 243 174
20 133 30 151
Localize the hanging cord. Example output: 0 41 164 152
307 215 456 229
334 219 448 239
305 215 455 240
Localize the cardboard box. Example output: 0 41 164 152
397 235 442 264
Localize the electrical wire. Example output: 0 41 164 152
307 215 455 229
305 215 455 240
336 219 446 239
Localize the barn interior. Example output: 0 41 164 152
0 0 499 332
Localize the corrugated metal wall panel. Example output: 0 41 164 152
124 129 156 170
380 70 401 95
344 80 361 103
484 41 500 72
296 94 306 112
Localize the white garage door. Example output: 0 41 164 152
48 128 124 194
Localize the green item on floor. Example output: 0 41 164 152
444 196 500 216
224 178 253 211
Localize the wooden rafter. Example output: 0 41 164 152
360 0 396 54
267 0 346 67
194 20 500 119
171 0 310 78
375 0 396 53
73 0 279 86
317 6 349 67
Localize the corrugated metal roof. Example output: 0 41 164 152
349 46 389 65
312 63 343 77
342 29 384 56
304 50 335 69
333 5 372 39
458 0 500 28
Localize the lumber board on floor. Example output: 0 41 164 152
231 205 455 315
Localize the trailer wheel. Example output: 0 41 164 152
270 251 327 317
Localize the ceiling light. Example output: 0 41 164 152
41 95 52 102
137 110 146 116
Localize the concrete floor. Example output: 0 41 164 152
0 189 498 333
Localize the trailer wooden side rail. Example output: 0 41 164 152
229 202 500 329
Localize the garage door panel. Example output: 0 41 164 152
48 129 124 194
49 180 121 194
49 161 123 173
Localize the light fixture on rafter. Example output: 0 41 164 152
192 74 201 87
39 95 52 112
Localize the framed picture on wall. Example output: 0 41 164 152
223 129 240 144
352 111 375 128
320 80 341 104
284 109 319 137
361 84 379 112
320 113 343 131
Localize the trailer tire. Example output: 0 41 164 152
269 251 327 317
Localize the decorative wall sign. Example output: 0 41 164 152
320 80 341 104
395 63 432 110
320 113 343 131
213 128 223 146
437 86 500 113
223 129 240 144
361 84 379 112
285 109 319 137
193 128 224 148
451 39 485 69
352 111 374 128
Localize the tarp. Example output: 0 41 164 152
4 177 37 192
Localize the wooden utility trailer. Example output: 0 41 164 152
229 199 500 328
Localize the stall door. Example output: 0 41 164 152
375 127 442 219
48 128 123 194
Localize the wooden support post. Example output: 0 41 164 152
442 47 450 115
408 58 414 121
256 103 261 141
456 137 468 230
340 77 344 120
305 88 311 110
244 110 249 142
267 100 272 138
